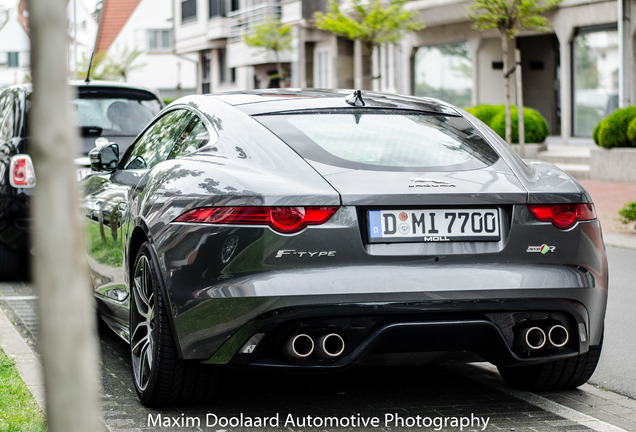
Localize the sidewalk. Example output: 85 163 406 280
579 179 636 250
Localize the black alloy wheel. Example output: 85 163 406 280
130 242 219 406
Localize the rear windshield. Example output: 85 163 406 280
255 111 499 171
74 88 162 136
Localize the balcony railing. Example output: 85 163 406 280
228 1 281 43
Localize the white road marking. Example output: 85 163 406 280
471 363 628 432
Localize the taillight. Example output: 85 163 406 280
9 155 36 188
528 204 596 230
174 206 339 234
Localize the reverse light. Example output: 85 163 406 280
528 203 596 230
9 155 36 188
174 206 339 234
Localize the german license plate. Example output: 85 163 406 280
368 209 500 243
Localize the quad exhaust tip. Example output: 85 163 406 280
515 323 570 352
518 326 547 351
548 324 569 348
285 332 345 359
316 333 346 358
285 334 314 358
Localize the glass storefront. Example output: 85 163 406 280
413 42 472 108
572 27 619 136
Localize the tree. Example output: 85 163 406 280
314 0 424 89
27 0 101 430
77 46 146 82
468 0 560 145
244 17 293 88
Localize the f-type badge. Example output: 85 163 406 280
408 178 456 188
527 244 556 254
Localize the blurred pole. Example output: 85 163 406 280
26 0 101 431
618 0 631 108
515 49 525 158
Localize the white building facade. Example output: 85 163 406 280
0 3 30 86
96 0 198 100
172 0 636 141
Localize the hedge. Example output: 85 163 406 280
465 104 502 127
467 104 550 143
628 117 636 146
594 107 636 148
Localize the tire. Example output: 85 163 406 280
130 242 219 406
0 242 18 281
498 340 603 391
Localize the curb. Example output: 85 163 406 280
604 234 636 251
0 304 45 412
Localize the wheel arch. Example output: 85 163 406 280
128 225 184 359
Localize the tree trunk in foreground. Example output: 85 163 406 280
27 0 101 431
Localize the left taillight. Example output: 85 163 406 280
174 206 339 234
528 203 596 230
9 155 36 188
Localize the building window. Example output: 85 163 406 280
181 0 197 22
147 29 172 52
218 49 236 84
218 49 226 83
201 51 211 94
209 0 226 18
7 52 19 68
413 42 472 108
572 27 619 136
230 0 239 12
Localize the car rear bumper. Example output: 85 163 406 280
168 264 607 367
0 196 30 252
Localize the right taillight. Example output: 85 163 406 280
528 203 596 230
9 155 36 188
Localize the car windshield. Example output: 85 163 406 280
256 111 499 171
74 90 162 136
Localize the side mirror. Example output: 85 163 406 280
89 143 119 172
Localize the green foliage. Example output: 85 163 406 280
488 106 550 143
0 349 46 432
85 220 123 267
618 201 636 228
466 104 502 126
468 0 560 144
244 17 293 55
314 0 424 49
77 46 146 82
468 0 561 39
627 117 636 146
244 17 293 85
595 107 636 148
467 104 549 143
592 121 601 145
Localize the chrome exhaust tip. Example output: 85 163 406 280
316 333 345 358
516 326 547 351
548 324 569 348
285 334 314 358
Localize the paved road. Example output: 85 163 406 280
97 326 613 432
589 246 636 399
2 247 636 431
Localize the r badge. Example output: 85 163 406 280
527 244 556 254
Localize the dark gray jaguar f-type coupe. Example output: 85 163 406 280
82 89 607 406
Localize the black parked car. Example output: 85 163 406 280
0 81 162 279
83 89 607 407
